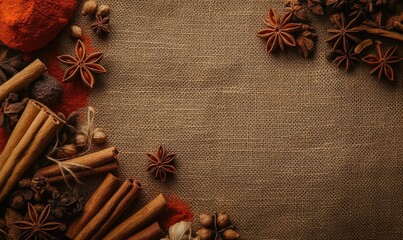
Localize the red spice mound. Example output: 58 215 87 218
0 0 77 52
160 195 194 231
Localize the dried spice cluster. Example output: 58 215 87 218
258 0 403 81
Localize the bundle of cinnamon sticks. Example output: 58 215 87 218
0 99 65 203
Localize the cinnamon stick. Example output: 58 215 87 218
0 101 40 169
47 161 119 183
75 178 142 240
36 147 118 178
66 173 120 239
0 114 63 202
127 222 165 240
103 194 167 240
0 59 47 102
360 25 403 42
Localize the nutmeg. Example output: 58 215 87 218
82 0 98 16
58 144 77 158
30 74 63 107
222 229 239 240
199 213 213 227
75 133 88 147
196 228 212 240
217 212 230 228
70 25 82 38
97 4 111 17
92 128 107 144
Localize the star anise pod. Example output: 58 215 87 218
146 145 176 182
332 47 360 71
257 8 302 53
58 40 106 89
296 30 318 58
285 0 310 21
307 0 324 15
0 93 29 132
361 42 403 81
90 14 111 35
326 13 363 52
13 203 61 240
0 50 26 84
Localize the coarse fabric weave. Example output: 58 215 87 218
68 0 403 239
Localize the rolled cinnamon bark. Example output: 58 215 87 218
0 59 47 102
0 100 64 203
0 101 40 169
66 173 120 239
127 222 165 240
75 178 142 240
36 147 118 178
47 161 119 183
103 194 167 240
359 25 403 42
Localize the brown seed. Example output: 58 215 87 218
217 212 230 228
97 4 111 17
93 128 107 144
59 144 77 158
222 229 240 240
199 213 213 227
70 25 82 38
196 228 212 240
75 133 88 147
82 0 97 15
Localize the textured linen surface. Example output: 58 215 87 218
66 0 403 239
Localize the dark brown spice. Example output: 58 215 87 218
90 14 111 35
146 145 177 182
0 93 29 132
326 13 363 52
196 212 239 240
0 50 26 84
332 47 360 71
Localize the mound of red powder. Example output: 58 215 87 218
0 0 77 52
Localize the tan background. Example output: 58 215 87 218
68 0 403 239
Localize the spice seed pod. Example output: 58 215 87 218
222 229 240 240
82 0 98 16
199 213 213 227
217 212 230 228
75 133 88 147
97 4 111 17
70 25 82 38
196 228 212 240
93 128 107 144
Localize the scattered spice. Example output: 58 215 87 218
91 14 111 35
0 50 26 84
58 40 106 89
92 127 107 144
146 145 177 182
30 74 64 107
160 196 193 230
70 25 83 39
361 42 403 81
0 93 29 132
48 188 83 219
82 0 98 16
97 4 111 17
13 203 61 240
196 212 239 240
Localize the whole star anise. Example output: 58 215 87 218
257 8 302 53
91 14 111 35
146 145 176 182
326 13 363 52
285 0 309 22
332 47 360 71
58 40 106 88
361 42 403 81
13 203 61 240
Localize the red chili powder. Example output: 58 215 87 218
160 195 194 231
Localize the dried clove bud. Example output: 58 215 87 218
93 128 107 144
70 25 82 38
199 213 213 227
196 228 212 240
82 0 98 15
97 4 111 17
222 229 239 240
217 212 230 228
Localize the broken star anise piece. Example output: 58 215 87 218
285 0 310 22
257 8 302 53
0 50 26 84
58 40 106 89
296 30 318 58
307 0 324 15
146 145 176 182
0 93 29 132
361 42 403 81
326 13 363 52
91 14 111 35
13 203 61 240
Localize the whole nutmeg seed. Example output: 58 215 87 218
217 212 230 228
196 228 212 240
30 74 63 107
199 213 213 227
82 0 97 16
97 4 111 17
70 25 82 38
93 128 107 144
222 229 239 240
75 133 88 147
58 144 77 158
9 195 25 210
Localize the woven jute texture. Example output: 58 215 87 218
69 0 403 239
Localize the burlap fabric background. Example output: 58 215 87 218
66 0 403 239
